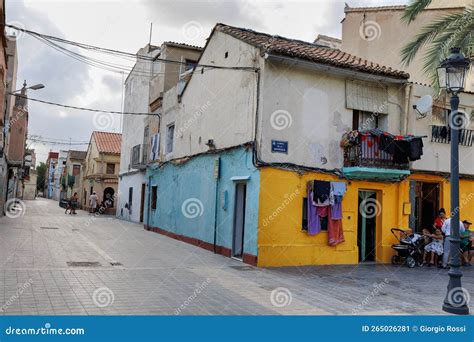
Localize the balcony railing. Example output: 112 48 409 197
431 125 474 147
343 132 409 170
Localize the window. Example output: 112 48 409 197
72 165 81 176
352 110 387 131
106 163 115 174
184 59 197 72
166 124 175 154
151 186 157 210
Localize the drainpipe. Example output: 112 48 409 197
213 157 220 253
402 83 413 135
146 175 152 230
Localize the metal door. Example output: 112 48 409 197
232 183 247 259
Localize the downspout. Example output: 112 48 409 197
402 83 413 135
146 174 152 230
213 157 220 253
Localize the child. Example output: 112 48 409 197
424 228 443 266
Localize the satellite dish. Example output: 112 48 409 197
413 95 433 118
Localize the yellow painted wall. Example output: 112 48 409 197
257 167 411 267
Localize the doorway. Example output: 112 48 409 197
410 181 440 233
232 183 247 259
357 190 378 262
139 183 145 223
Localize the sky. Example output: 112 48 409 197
5 0 408 163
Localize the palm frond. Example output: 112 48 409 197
402 0 432 23
400 10 470 66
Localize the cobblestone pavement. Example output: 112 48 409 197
0 198 472 315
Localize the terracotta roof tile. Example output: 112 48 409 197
215 24 409 79
92 131 122 155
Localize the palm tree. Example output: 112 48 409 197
401 0 473 85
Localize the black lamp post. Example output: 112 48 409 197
437 47 470 315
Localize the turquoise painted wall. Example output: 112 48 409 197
145 146 260 256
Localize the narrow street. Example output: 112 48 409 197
0 198 471 315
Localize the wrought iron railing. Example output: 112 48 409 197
431 125 474 147
343 134 409 170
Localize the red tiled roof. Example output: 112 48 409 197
215 24 409 79
92 131 122 155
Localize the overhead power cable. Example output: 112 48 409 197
10 93 155 116
3 24 259 72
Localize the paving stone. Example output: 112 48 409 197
0 198 472 315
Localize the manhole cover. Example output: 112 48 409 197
40 226 59 230
229 266 256 271
110 262 122 266
67 261 101 267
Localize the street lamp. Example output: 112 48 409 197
12 81 45 93
437 47 470 315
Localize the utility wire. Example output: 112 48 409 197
3 23 259 72
10 93 156 116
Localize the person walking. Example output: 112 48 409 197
441 217 465 269
89 192 98 214
70 192 78 215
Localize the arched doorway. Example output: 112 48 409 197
103 187 115 208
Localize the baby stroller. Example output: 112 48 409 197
390 228 425 268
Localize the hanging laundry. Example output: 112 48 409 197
409 137 424 161
393 139 410 164
329 181 346 205
440 126 448 139
307 186 321 235
313 180 331 204
331 182 346 197
328 207 345 246
316 206 328 218
380 133 395 155
331 201 343 220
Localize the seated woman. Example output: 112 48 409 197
424 228 443 266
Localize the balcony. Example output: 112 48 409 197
130 144 148 170
342 130 412 181
431 125 474 147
